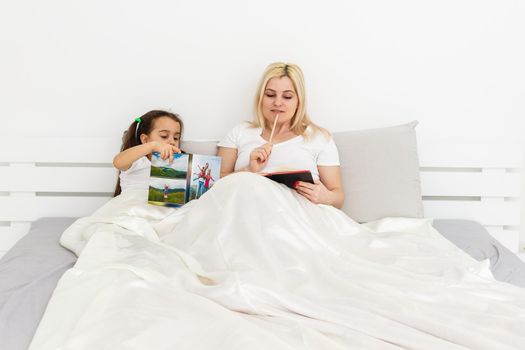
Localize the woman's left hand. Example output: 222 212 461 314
294 180 331 205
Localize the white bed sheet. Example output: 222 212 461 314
30 173 525 350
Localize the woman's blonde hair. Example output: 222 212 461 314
251 62 328 138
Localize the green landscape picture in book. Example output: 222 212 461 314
148 152 221 207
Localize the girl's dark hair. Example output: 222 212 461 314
113 110 183 197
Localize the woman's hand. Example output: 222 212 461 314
248 143 273 173
294 180 332 205
151 141 181 163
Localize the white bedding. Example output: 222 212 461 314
30 173 525 349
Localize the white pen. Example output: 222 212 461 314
268 114 279 144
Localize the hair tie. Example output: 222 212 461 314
134 117 142 140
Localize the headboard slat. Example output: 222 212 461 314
0 197 109 222
0 137 120 163
423 200 521 226
418 142 523 168
0 166 117 192
420 171 521 197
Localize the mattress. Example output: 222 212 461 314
0 218 77 350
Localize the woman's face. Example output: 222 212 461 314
261 76 298 126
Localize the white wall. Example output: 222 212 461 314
2 0 523 140
1 0 524 238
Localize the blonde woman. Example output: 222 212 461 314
218 62 344 208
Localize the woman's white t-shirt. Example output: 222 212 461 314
218 122 340 182
119 156 151 192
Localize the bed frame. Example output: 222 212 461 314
0 137 523 260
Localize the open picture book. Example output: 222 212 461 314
148 152 222 207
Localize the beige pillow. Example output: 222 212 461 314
181 140 218 156
332 121 423 223
182 123 423 223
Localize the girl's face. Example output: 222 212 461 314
261 76 298 127
140 117 181 147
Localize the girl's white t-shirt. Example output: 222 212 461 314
119 156 151 192
218 122 340 181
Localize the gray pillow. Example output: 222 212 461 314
187 123 424 223
433 219 525 287
181 140 218 156
332 121 423 223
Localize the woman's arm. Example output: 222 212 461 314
217 147 238 178
318 166 345 208
295 166 345 208
218 144 273 177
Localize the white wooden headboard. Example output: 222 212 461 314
0 138 523 260
418 142 523 256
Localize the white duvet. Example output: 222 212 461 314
30 173 525 350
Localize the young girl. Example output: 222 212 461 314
113 110 184 196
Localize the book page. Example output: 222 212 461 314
149 152 190 207
189 154 222 201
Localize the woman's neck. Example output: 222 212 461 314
261 122 298 143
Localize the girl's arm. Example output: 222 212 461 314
113 142 179 171
113 143 156 171
294 166 345 208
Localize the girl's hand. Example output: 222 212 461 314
152 141 181 163
248 143 272 173
294 180 331 205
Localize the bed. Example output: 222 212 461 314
0 122 524 349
